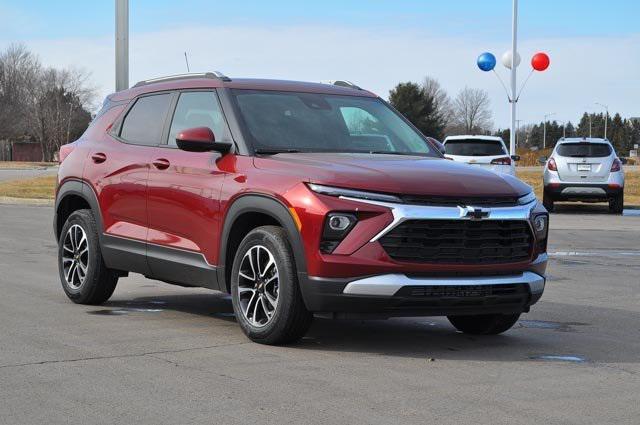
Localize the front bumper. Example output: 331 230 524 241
301 254 547 318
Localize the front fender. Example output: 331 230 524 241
217 194 307 294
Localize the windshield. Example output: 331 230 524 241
444 139 506 156
556 143 612 158
229 89 438 156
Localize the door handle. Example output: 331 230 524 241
91 152 107 163
152 158 170 170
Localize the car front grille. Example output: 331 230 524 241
379 219 532 264
396 284 522 298
393 283 530 308
399 195 519 207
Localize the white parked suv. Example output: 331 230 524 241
443 135 518 176
543 137 624 213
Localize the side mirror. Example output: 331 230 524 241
511 154 521 162
176 127 232 154
619 157 628 165
427 137 446 155
538 155 548 165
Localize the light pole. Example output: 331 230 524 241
476 2 549 154
515 119 523 150
583 107 594 138
543 112 555 149
595 102 609 139
557 120 566 138
115 0 129 91
509 0 518 156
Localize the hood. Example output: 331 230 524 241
254 153 531 197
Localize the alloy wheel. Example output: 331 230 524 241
237 245 279 327
61 224 89 289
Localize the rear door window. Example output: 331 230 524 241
167 91 229 146
445 139 506 156
119 93 173 146
556 143 612 157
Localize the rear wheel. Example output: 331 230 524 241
448 313 520 335
542 190 554 212
609 192 624 214
230 226 312 345
58 209 119 304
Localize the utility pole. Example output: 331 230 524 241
515 119 523 150
509 0 518 156
115 0 129 91
543 112 555 149
596 102 609 139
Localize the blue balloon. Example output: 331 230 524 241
477 52 496 72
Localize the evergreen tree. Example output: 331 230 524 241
389 82 446 140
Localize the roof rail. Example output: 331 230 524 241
133 71 231 88
321 80 362 90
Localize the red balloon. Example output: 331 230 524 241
531 52 550 71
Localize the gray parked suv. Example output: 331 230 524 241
543 137 624 213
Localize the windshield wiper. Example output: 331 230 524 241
254 148 301 155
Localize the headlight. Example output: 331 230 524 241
307 183 401 203
517 191 537 205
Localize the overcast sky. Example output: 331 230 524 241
1 0 638 129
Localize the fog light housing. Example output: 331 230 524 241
534 215 547 233
320 213 357 253
532 213 549 253
329 215 352 231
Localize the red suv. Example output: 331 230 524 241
54 73 548 344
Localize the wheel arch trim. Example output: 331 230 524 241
54 179 103 242
218 194 308 293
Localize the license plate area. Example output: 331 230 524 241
577 164 591 172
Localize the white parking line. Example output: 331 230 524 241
550 251 640 257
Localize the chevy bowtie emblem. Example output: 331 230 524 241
459 206 490 220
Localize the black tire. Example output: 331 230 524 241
230 226 312 345
542 190 554 212
447 313 521 335
609 193 624 214
58 209 118 305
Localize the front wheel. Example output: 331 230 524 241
609 193 624 214
448 313 521 335
230 226 312 345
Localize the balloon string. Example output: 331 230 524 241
492 70 512 102
516 69 535 101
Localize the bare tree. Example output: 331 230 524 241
422 76 452 129
26 67 96 161
0 43 41 139
1 44 96 161
449 87 493 135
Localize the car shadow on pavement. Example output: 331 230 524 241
104 293 237 322
101 293 639 364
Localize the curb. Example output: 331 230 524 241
0 197 54 206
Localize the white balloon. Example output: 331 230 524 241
501 50 521 69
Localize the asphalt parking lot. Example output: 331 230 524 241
1 203 639 425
